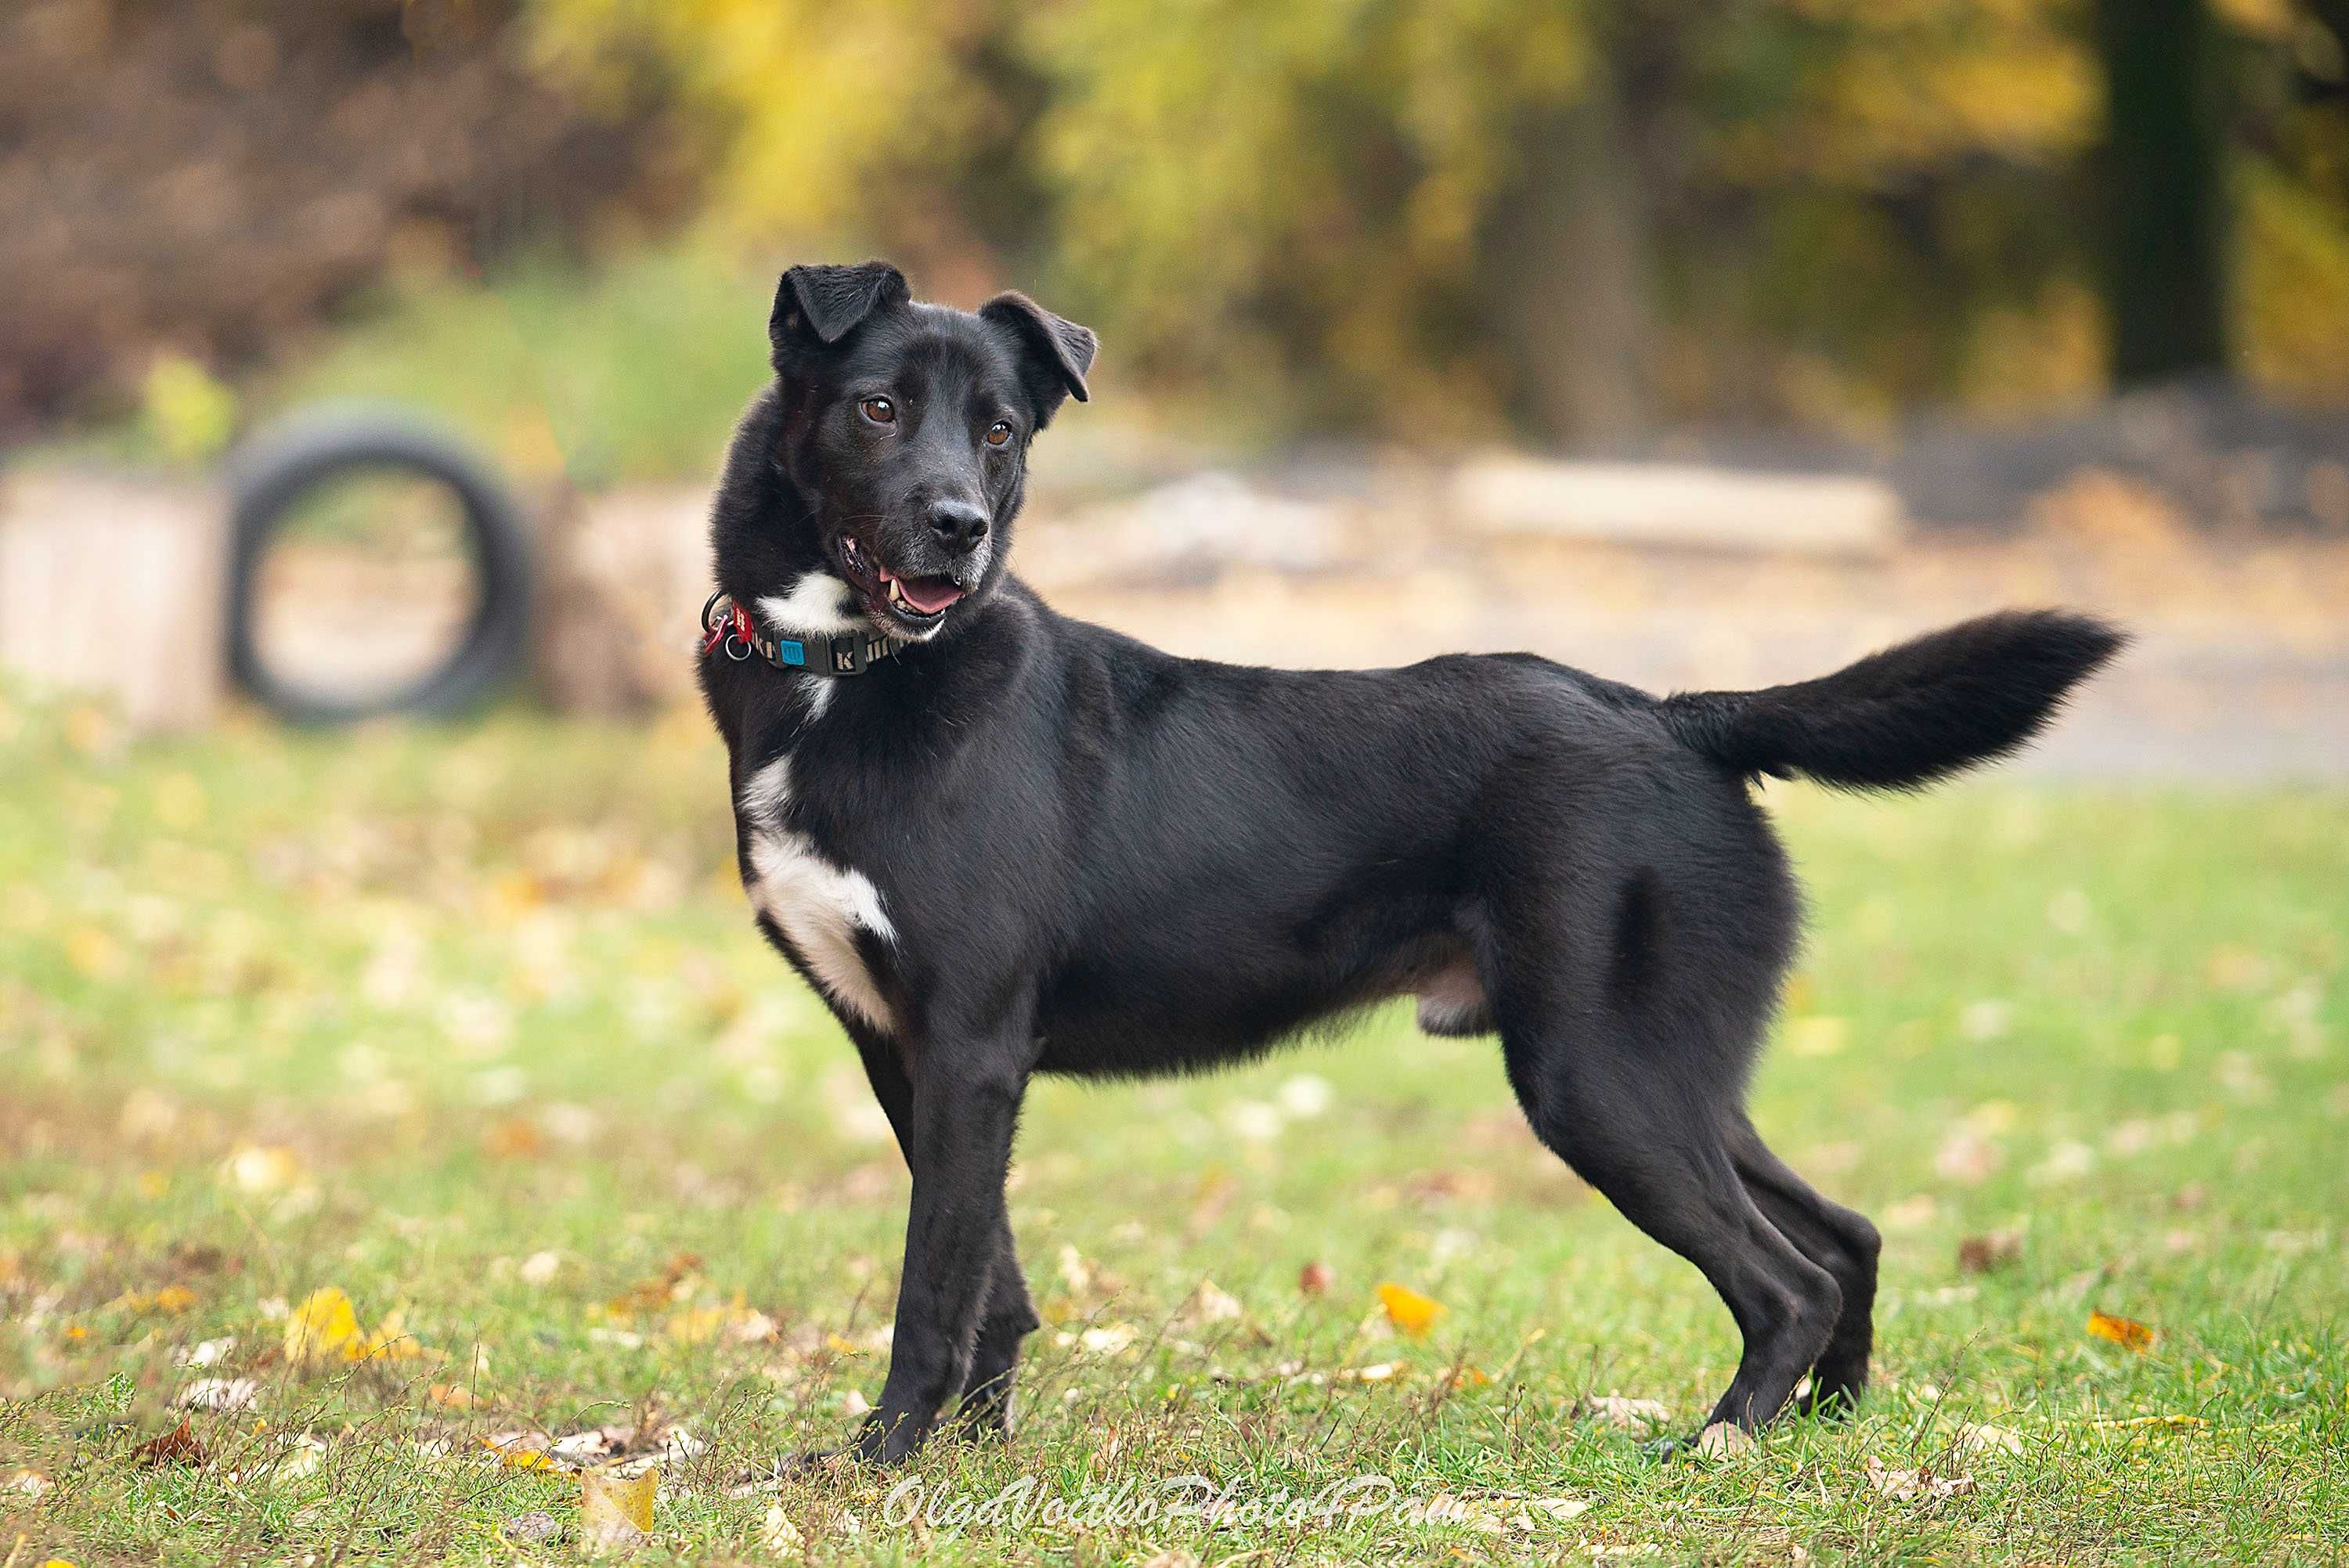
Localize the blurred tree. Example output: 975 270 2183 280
27 0 2320 449
1021 0 1603 440
520 0 2349 438
2093 0 2232 383
525 0 1044 296
0 0 682 438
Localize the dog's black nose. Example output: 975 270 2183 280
927 499 990 550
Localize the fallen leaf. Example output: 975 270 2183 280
1694 1422 1753 1458
1376 1281 1445 1337
1586 1394 1671 1430
1184 1279 1245 1325
1933 1128 2001 1185
176 1377 259 1412
604 1253 705 1319
359 1310 429 1362
425 1382 476 1411
5 1470 53 1499
272 1435 328 1481
1954 1422 2024 1457
760 1504 804 1555
501 1511 561 1546
1298 1260 1334 1296
580 1466 658 1553
482 1433 556 1469
1786 1015 1849 1057
1957 1231 2022 1274
664 1306 727 1345
133 1421 207 1468
1077 1323 1138 1356
283 1287 361 1367
2087 1310 2156 1353
1863 1454 1975 1501
483 1117 545 1159
1524 1498 1591 1523
552 1429 632 1467
222 1144 305 1195
1056 1244 1095 1296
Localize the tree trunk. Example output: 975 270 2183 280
1483 57 1658 448
2092 0 2232 384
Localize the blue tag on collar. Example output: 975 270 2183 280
775 639 807 667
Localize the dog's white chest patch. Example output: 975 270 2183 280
738 755 898 1034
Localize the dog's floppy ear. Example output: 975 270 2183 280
980 291 1097 420
770 261 910 360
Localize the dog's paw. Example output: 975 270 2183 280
778 1445 857 1479
1643 1422 1756 1462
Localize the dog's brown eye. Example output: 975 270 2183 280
985 420 1013 448
859 396 896 425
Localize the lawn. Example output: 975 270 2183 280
2 687 2344 1565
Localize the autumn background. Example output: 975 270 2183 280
3 0 2348 1563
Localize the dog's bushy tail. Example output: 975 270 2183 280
1658 610 2124 791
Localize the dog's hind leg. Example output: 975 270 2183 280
1725 1117 1880 1416
1501 1026 1841 1440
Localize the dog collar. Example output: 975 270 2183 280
701 592 899 676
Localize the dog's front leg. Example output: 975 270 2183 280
846 1029 1037 1440
850 1030 1032 1465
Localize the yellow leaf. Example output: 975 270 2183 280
153 1285 197 1314
2087 1310 2156 1353
581 1466 658 1552
1786 1015 1849 1057
63 926 120 979
223 1145 305 1195
1377 1281 1445 1337
2089 1413 2206 1431
284 1287 361 1367
666 1306 726 1345
482 1436 557 1469
359 1310 428 1362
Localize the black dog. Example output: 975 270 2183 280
698 261 2121 1464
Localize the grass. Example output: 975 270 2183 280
1 687 2344 1564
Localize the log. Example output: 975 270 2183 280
1450 457 1904 557
0 467 228 731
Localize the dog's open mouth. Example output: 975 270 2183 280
839 535 966 629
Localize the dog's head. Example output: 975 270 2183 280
749 260 1095 641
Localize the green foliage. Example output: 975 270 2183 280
510 0 2349 439
139 353 240 466
262 243 774 488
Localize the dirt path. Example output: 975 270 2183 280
1025 491 2349 781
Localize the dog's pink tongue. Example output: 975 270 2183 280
897 576 964 615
